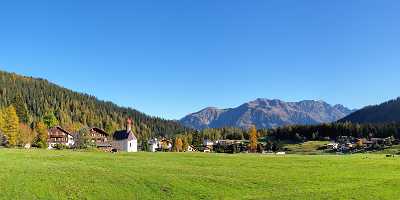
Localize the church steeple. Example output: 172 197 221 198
126 117 132 132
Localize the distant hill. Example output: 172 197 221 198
180 98 355 130
339 97 400 123
0 70 189 138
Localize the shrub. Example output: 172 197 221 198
53 143 68 150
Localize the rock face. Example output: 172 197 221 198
180 99 355 130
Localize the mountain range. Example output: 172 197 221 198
180 99 355 130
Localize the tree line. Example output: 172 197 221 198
0 105 50 148
265 122 400 142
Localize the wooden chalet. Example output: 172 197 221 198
48 126 75 149
89 127 112 150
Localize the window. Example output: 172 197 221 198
130 142 132 147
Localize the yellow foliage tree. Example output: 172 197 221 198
249 125 258 153
173 137 183 152
35 121 48 148
3 105 20 146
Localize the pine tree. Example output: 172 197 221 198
249 126 258 153
0 108 5 133
0 108 5 145
3 105 20 146
12 94 30 124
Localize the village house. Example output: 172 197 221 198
326 143 339 150
203 139 214 147
89 127 112 150
187 145 196 152
159 138 173 151
48 126 75 149
148 138 160 152
112 118 138 152
203 139 214 153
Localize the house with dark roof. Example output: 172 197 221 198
48 126 75 149
112 118 137 152
89 127 112 150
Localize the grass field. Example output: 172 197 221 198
284 141 329 155
1 149 400 200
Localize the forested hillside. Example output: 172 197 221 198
0 70 189 139
340 98 400 123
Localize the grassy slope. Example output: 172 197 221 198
0 149 400 200
284 141 329 155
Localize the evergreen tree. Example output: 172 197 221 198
3 105 20 146
12 94 30 124
0 108 5 133
0 108 5 146
182 136 189 152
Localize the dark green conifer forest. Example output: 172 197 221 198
0 70 190 140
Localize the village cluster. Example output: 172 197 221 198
47 118 138 152
21 117 400 155
324 136 398 154
44 118 255 153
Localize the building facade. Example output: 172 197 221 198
112 118 138 152
48 126 75 149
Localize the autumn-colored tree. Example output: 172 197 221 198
3 105 20 146
174 138 183 152
356 139 364 148
182 136 189 152
35 121 48 148
18 123 36 146
249 125 258 153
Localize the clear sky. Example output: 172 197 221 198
1 0 399 119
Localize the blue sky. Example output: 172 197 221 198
1 0 400 119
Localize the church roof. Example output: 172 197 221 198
113 130 137 141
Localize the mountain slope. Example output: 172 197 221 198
180 99 354 129
339 97 400 123
0 70 189 138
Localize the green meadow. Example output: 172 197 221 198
0 149 399 200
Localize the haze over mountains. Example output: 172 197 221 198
180 99 355 130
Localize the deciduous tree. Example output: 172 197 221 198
43 112 59 128
18 123 36 146
174 137 183 152
249 125 258 153
35 121 48 148
3 105 20 146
